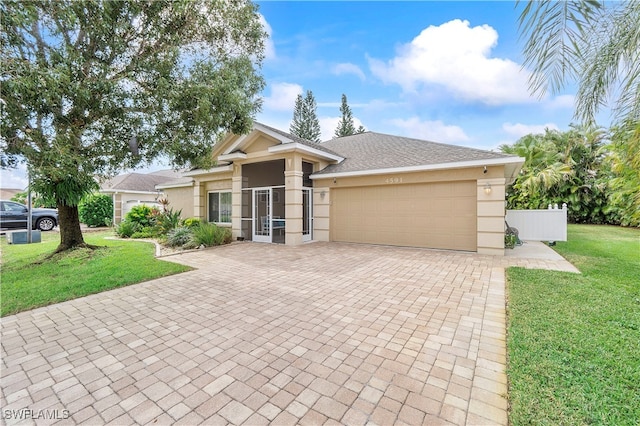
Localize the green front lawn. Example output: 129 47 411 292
0 231 191 317
507 225 640 425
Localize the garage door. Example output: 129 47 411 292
331 181 477 251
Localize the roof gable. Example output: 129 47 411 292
211 122 344 163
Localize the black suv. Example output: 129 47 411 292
0 200 58 231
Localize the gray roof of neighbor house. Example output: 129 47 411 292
316 132 519 175
100 170 183 193
0 188 24 200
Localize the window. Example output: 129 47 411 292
303 161 314 187
2 202 26 212
208 192 232 223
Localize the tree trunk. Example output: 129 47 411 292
55 202 88 252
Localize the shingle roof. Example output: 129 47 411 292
155 176 194 189
316 132 518 174
101 170 183 192
0 188 24 200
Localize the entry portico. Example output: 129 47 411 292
180 122 343 245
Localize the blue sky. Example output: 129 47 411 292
255 1 579 144
1 1 585 189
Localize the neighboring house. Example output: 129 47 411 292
100 170 183 224
0 188 24 201
155 175 195 218
158 122 524 255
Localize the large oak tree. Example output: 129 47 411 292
1 0 266 252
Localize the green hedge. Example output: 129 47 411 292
79 194 113 227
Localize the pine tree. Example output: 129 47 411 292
334 94 365 137
290 90 321 142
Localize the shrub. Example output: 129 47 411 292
79 194 113 227
130 227 157 239
192 222 232 247
157 197 170 212
191 222 217 246
125 204 159 227
182 217 203 228
115 220 141 238
155 208 182 235
218 227 232 245
166 227 194 248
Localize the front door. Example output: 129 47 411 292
253 188 271 242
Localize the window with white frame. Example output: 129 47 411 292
208 192 232 223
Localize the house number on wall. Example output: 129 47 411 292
384 177 403 184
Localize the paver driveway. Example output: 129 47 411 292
1 242 517 425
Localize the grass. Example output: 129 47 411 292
0 231 191 317
506 224 640 425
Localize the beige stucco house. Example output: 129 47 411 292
158 122 524 255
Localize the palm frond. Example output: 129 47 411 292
576 1 640 124
517 0 601 97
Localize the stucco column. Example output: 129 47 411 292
194 180 205 219
477 178 506 255
113 193 122 224
312 187 330 241
231 164 245 241
285 154 303 245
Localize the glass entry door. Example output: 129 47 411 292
253 188 271 242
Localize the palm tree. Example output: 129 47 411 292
518 1 640 126
501 132 571 209
607 123 640 226
501 127 613 223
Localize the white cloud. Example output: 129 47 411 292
317 99 399 109
263 82 302 112
0 164 28 190
332 63 366 81
319 116 366 141
502 122 559 138
319 117 339 141
258 14 276 61
369 19 535 105
389 117 470 143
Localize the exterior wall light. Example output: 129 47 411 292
484 183 492 195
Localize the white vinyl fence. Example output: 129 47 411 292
506 203 568 241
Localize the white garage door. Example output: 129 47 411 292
331 181 477 251
123 200 160 217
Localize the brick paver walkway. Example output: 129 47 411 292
1 242 575 425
